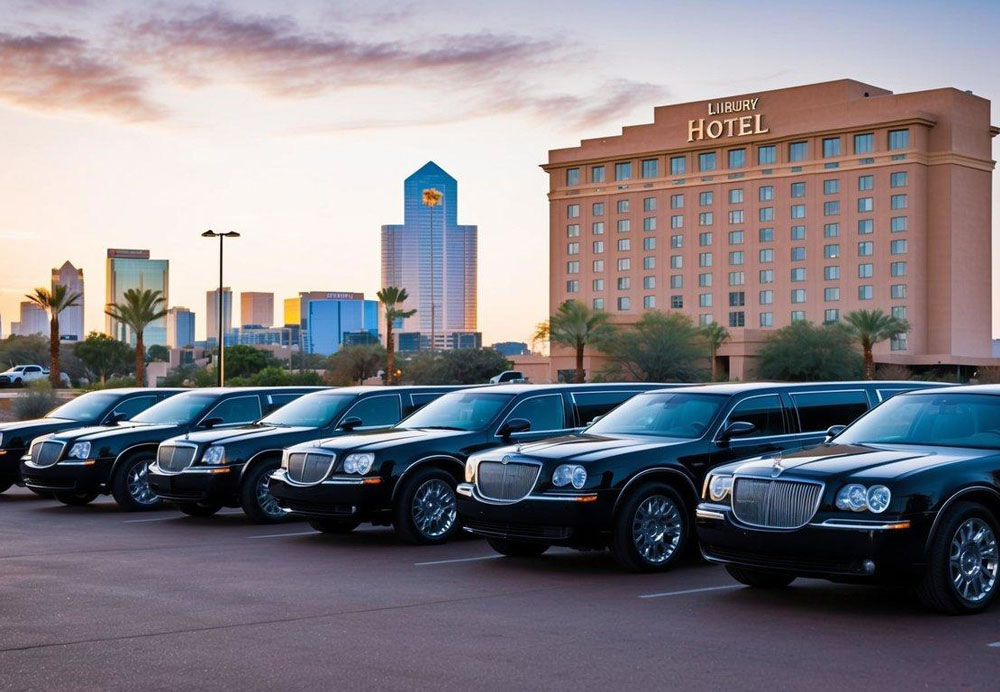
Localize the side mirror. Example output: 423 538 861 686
825 425 847 443
201 417 224 429
719 421 756 443
338 416 363 432
498 418 531 439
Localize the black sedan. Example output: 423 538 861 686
20 387 322 510
270 384 662 544
0 388 183 493
697 386 1000 614
148 386 461 522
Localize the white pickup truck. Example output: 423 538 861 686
0 365 49 387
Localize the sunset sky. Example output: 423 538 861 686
1 0 998 343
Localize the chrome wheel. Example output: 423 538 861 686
950 518 998 603
128 461 159 506
411 479 456 539
632 494 682 565
256 472 284 519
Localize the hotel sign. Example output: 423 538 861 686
688 97 768 143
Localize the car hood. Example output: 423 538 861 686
176 425 315 446
493 433 689 463
312 428 468 453
0 418 81 447
50 423 174 443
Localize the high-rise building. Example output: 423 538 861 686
381 161 479 350
240 292 274 328
11 301 47 336
51 260 84 342
304 297 379 356
544 79 997 379
206 287 233 344
166 307 196 349
105 249 169 346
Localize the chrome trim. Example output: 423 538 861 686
60 460 97 466
809 518 912 530
730 475 825 530
696 503 729 521
29 439 67 467
613 467 699 515
391 454 465 502
322 475 368 486
282 450 337 486
154 440 200 476
456 482 473 497
925 485 1000 553
465 483 595 506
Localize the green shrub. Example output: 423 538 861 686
13 381 58 420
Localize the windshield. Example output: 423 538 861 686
46 392 121 423
261 393 356 427
836 393 1000 449
130 393 217 425
586 392 727 438
399 392 513 431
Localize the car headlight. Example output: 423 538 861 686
68 441 91 460
707 474 733 502
835 483 890 513
202 446 226 465
465 458 478 483
552 464 587 490
343 453 374 474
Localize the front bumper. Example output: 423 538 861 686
455 482 614 547
696 502 931 581
147 463 240 505
269 468 390 520
20 457 111 493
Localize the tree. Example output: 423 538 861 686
222 345 279 379
534 300 616 383
0 335 49 369
146 344 170 363
25 284 82 388
757 321 863 381
844 309 911 380
104 288 167 387
227 366 324 387
74 331 134 385
377 286 417 384
326 345 386 385
399 349 512 385
701 322 730 381
602 311 708 382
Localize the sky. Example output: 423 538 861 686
0 0 999 344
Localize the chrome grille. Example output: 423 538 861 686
287 452 335 485
32 441 65 467
476 460 540 502
732 478 823 529
157 445 197 473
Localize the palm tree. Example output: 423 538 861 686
377 287 417 385
104 288 167 387
534 300 616 383
845 309 910 380
701 322 730 382
25 285 82 388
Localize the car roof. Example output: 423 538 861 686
475 383 667 395
306 385 462 396
904 384 1000 395
172 386 327 395
84 388 188 395
643 381 945 396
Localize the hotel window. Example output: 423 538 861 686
760 312 774 328
567 224 580 237
617 238 630 251
617 297 631 311
888 129 910 150
617 258 631 271
891 172 908 188
788 141 808 162
670 194 684 209
643 217 656 231
670 156 686 175
759 185 774 202
759 290 774 305
791 311 807 322
566 168 580 186
791 226 806 241
891 216 907 233
859 285 873 300
567 261 580 273
791 267 806 282
824 223 840 238
617 277 631 290
729 291 746 307
699 273 712 287
824 309 840 324
729 210 744 224
729 251 745 266
891 239 907 255
791 289 807 304
699 191 713 206
700 314 714 326
891 194 908 210
643 276 656 289
790 182 806 198
670 275 683 289
759 248 774 263
671 215 683 229
858 175 874 191
824 244 841 259
759 227 774 242
858 263 873 278
892 306 906 320
699 232 713 246
593 259 605 272
567 204 580 218
729 188 744 204
699 293 713 307
728 272 745 286
824 201 840 216
591 165 606 183
729 312 746 328
824 265 840 280
615 162 632 181
791 247 806 261
669 235 681 249
824 179 840 195
759 207 774 221
698 252 713 267
758 145 776 165
670 295 683 309
891 333 908 351
670 255 683 269
729 230 744 245
825 287 840 302
566 280 579 293
858 219 874 235
641 159 659 178
698 152 717 171
891 261 907 277
592 202 604 216
891 284 907 299
617 219 631 233
593 278 605 291
643 256 655 270
790 204 806 219
617 199 630 213
644 296 657 309
647 237 659 250
593 221 605 235
854 133 874 154
728 148 746 169
699 212 714 226
858 197 874 213
643 197 656 212
593 298 604 310
858 242 874 257
759 269 775 284
823 137 841 158
567 242 580 255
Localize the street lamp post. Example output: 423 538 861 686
201 230 240 386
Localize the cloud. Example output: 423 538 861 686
0 32 164 121
502 79 669 129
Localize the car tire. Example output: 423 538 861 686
309 519 361 534
725 565 796 588
611 483 688 572
393 467 461 545
54 491 98 506
917 501 1000 615
240 461 287 524
13 379 22 388
177 502 222 517
487 537 550 557
110 454 162 511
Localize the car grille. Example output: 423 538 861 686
157 445 197 473
286 452 335 485
32 441 65 468
476 460 540 502
731 478 822 529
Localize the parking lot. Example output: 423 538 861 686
0 487 997 691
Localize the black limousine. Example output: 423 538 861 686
697 385 1000 614
457 381 944 571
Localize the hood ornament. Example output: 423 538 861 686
770 454 784 478
515 442 524 454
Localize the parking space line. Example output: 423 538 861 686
123 515 182 523
638 584 741 599
414 555 503 567
246 531 317 539
988 641 1000 648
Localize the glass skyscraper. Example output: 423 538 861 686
381 162 478 350
105 249 169 346
166 307 195 349
304 298 379 356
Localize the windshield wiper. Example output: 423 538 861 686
419 425 466 431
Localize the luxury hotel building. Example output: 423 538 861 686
544 79 997 379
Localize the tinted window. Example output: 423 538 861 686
726 395 785 436
401 392 514 431
205 396 262 425
405 392 445 415
344 396 401 428
261 393 356 427
572 391 636 426
46 391 121 423
109 396 158 421
791 390 869 432
264 393 303 414
504 394 565 432
132 393 217 425
838 393 1000 449
587 393 726 438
